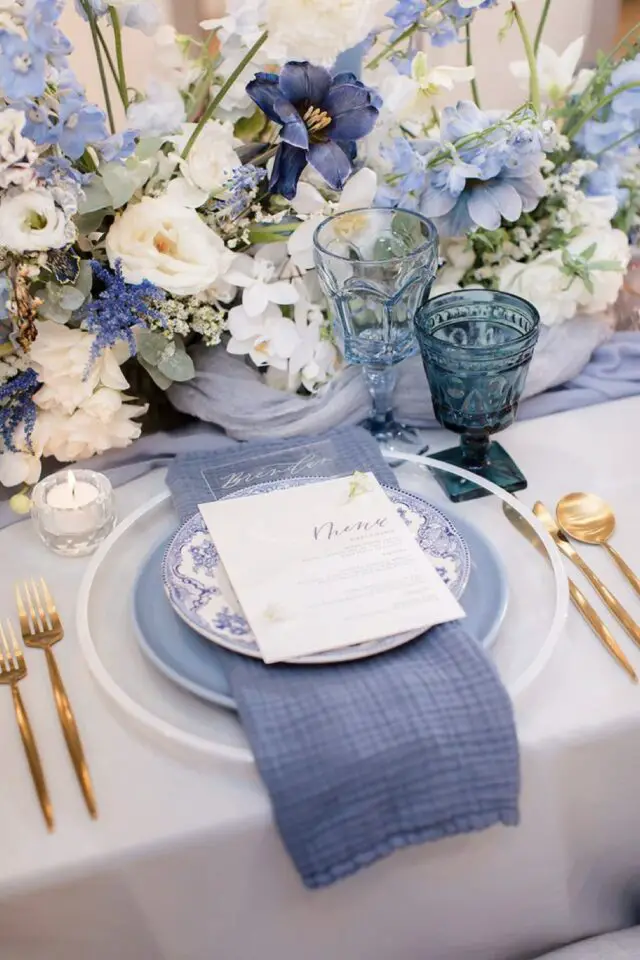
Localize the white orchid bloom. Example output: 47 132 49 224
287 168 378 271
226 251 299 317
510 37 585 104
227 302 301 370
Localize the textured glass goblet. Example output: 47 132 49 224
414 289 540 502
313 207 438 445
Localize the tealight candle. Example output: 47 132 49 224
31 469 117 556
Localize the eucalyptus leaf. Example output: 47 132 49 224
38 300 71 324
59 286 86 311
136 328 171 366
158 347 195 382
75 209 108 236
76 259 94 298
78 178 113 215
138 356 173 391
135 137 164 162
248 221 297 244
234 110 267 141
101 159 155 209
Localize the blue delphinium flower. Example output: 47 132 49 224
246 61 379 199
83 260 166 368
386 0 498 47
96 129 138 163
419 101 547 236
376 137 427 206
26 0 72 60
57 95 109 159
609 55 640 120
0 368 39 453
0 33 46 100
584 156 630 212
36 154 91 186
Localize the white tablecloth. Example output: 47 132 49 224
2 397 640 960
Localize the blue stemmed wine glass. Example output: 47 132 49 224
414 289 540 502
313 207 438 449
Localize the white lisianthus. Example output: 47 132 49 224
510 37 585 104
106 197 233 297
167 119 241 207
227 302 301 370
0 187 68 252
265 0 380 64
568 228 631 314
567 193 619 232
499 252 581 327
288 168 378 271
0 109 36 189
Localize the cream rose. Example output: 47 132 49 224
0 187 67 252
168 119 240 207
106 196 232 296
567 227 630 314
499 251 581 327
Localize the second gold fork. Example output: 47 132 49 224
16 579 97 819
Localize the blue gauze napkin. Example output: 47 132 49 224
166 424 397 522
166 432 520 889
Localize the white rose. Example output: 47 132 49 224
568 194 618 232
0 188 67 252
106 196 233 296
167 120 241 207
0 108 36 189
568 228 630 314
499 252 581 326
266 0 381 64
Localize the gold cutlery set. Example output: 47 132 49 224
0 579 96 831
505 493 640 682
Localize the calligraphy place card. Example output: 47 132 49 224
199 474 464 663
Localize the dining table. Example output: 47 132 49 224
1 394 640 960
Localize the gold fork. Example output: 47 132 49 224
16 579 97 819
0 620 54 831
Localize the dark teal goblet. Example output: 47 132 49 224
414 289 540 502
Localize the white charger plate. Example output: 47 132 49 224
76 457 569 765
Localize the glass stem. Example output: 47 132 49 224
460 433 491 469
362 365 397 429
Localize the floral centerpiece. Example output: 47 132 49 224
0 0 638 501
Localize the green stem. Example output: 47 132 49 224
594 126 640 158
109 6 129 109
94 26 125 105
565 82 640 139
182 30 268 160
80 0 116 132
533 0 552 54
512 2 540 114
464 21 481 108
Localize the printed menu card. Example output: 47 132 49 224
199 474 464 663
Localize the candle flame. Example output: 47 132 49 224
68 470 76 500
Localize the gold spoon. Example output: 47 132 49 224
557 493 640 598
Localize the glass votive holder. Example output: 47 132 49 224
31 469 117 557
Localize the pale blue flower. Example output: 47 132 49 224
57 94 109 159
17 99 51 143
609 55 640 119
121 1 161 35
126 81 185 137
97 129 138 162
0 33 46 100
0 275 10 322
584 156 629 212
419 101 547 236
25 0 71 59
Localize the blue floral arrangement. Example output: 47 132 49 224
0 0 637 503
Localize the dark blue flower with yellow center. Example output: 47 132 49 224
246 61 380 200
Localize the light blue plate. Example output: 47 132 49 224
161 481 472 666
133 508 509 712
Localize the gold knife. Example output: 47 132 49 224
533 502 640 653
503 502 637 682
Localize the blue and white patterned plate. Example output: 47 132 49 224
162 480 471 665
